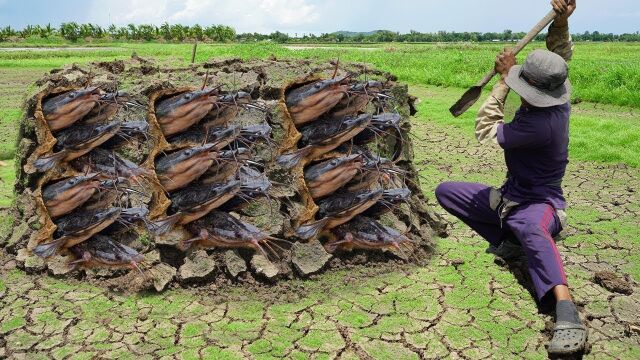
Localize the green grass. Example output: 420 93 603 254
2 41 639 107
410 85 640 167
0 160 15 208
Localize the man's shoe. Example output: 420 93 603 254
548 300 588 355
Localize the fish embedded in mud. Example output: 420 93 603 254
155 143 218 192
325 215 413 255
304 154 364 199
200 147 253 185
227 124 273 150
203 91 265 128
353 112 403 145
363 188 412 217
344 156 399 192
102 207 150 235
330 80 387 117
42 87 101 131
104 120 150 148
285 76 350 125
69 235 145 271
32 207 123 258
11 58 437 287
33 120 121 172
184 211 290 259
155 88 219 136
167 125 241 151
84 91 145 124
72 148 150 180
219 166 272 212
42 173 102 218
150 180 241 235
295 189 383 240
276 113 372 169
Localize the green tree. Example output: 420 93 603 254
137 24 157 41
170 24 186 41
269 31 289 43
160 22 172 41
107 24 117 38
39 23 54 38
190 24 204 40
59 22 81 41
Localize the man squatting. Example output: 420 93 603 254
435 0 587 355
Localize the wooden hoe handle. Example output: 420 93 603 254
475 10 558 87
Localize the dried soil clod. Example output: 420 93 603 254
178 250 217 281
151 263 177 292
291 240 332 276
251 254 280 280
225 250 247 278
594 271 634 295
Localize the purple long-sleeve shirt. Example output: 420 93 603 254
496 103 570 209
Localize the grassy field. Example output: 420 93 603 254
1 41 639 106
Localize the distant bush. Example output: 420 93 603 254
59 22 81 41
0 26 17 42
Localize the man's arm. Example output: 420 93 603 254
475 51 515 145
548 0 576 62
475 80 509 145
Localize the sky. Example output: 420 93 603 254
0 0 638 35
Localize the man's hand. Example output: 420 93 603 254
495 50 516 80
551 0 576 27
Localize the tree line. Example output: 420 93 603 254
0 23 236 42
1 23 639 43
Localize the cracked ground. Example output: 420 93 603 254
1 80 639 359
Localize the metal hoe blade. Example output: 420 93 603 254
449 86 483 117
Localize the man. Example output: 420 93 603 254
434 0 587 355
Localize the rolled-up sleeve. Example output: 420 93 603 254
547 23 574 62
475 80 510 146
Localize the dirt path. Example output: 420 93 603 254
1 85 639 359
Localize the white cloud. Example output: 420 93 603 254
90 0 320 33
258 0 318 27
107 0 171 24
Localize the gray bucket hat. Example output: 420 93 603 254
505 49 571 107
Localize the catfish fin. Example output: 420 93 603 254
32 238 65 258
34 152 66 172
275 146 313 169
294 218 329 240
149 213 181 235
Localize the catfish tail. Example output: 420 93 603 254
276 146 313 169
32 238 65 258
34 152 66 172
295 218 329 240
149 214 181 236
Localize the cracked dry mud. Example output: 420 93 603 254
1 86 639 359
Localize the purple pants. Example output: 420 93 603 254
435 182 567 301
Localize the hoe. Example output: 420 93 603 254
449 9 558 117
